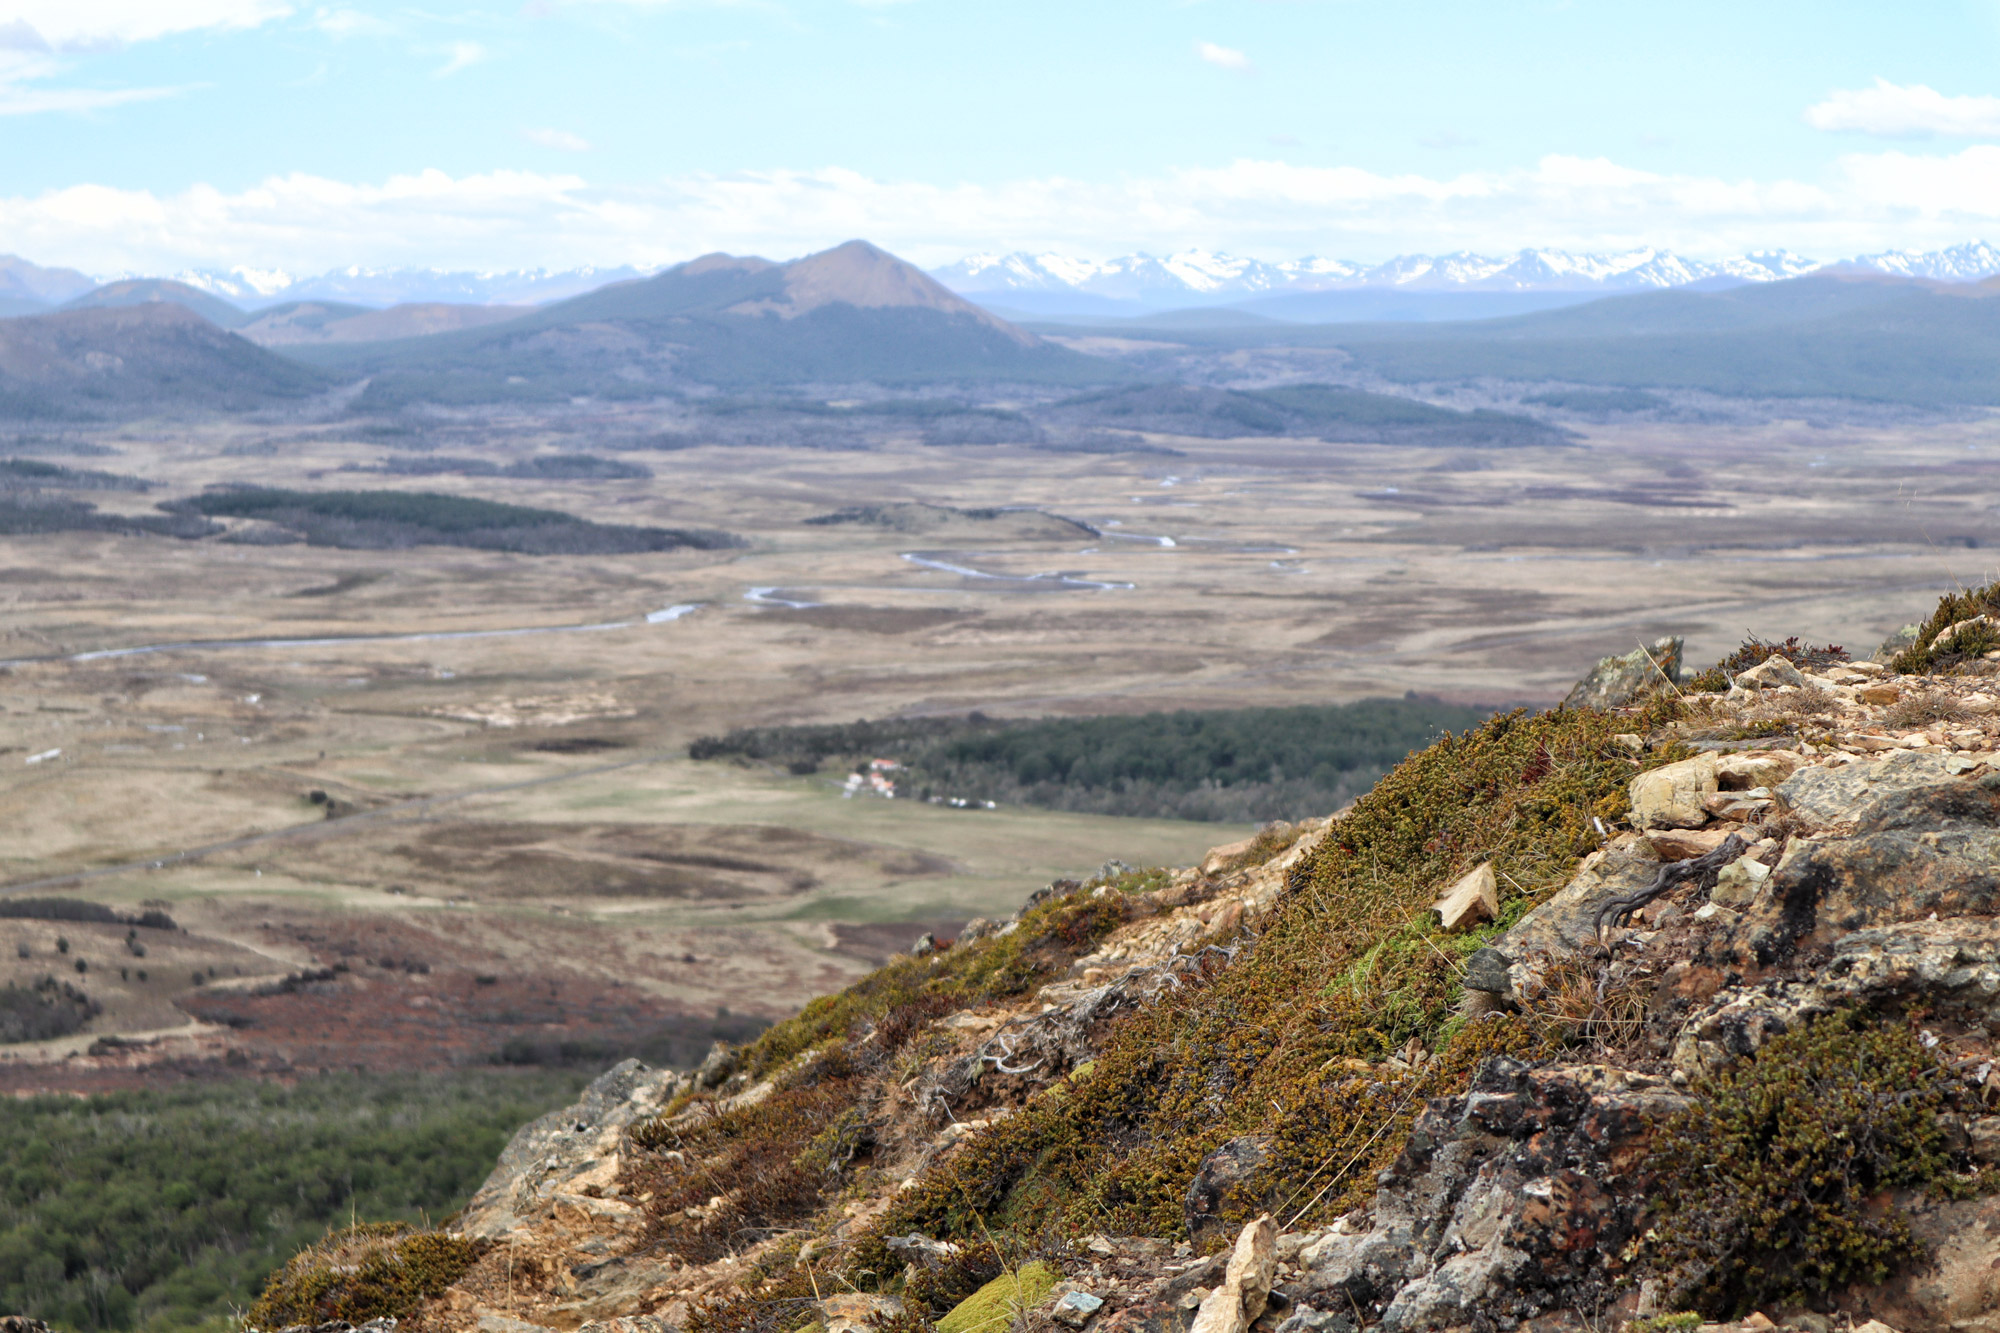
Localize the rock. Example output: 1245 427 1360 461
694 1040 737 1090
1969 1118 2000 1165
1742 1314 1776 1332
1055 1293 1107 1328
1295 1060 1688 1333
912 933 938 956
1772 749 1970 827
1562 637 1683 710
821 1294 905 1333
1498 835 1659 959
1646 828 1730 861
1462 947 1513 996
1875 625 1921 665
1735 656 1805 689
456 1059 683 1240
1848 1191 2000 1333
1432 863 1498 931
1714 750 1805 791
1186 1136 1274 1248
1858 684 1904 705
1189 1216 1277 1333
1708 855 1771 908
1675 917 2000 1077
1630 754 1719 830
1930 615 1996 652
959 917 998 943
1722 763 2000 966
1202 837 1258 876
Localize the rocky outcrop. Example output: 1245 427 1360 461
1563 638 1683 711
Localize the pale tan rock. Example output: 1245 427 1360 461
1931 615 1996 651
1647 828 1730 861
821 1294 905 1333
1201 836 1257 876
1715 750 1804 791
1433 862 1499 931
1188 1215 1276 1333
1710 856 1772 908
1734 657 1805 689
1629 753 1719 829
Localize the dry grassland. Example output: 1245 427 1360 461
2 406 1997 1087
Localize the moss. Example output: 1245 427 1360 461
245 1223 481 1330
1644 1009 1967 1317
934 1261 1058 1333
1627 1315 1702 1333
1891 583 2000 675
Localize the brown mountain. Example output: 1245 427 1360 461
239 300 532 346
0 303 334 419
285 239 1115 406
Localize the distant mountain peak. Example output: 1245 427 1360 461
723 240 1032 343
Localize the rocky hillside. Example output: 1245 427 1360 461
238 590 2000 1333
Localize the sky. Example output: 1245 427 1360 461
4 0 2000 276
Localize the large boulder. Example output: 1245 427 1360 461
1629 754 1719 830
1289 1060 1686 1333
1562 637 1683 710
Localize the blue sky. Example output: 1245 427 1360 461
4 0 2000 275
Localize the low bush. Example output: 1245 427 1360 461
1891 581 2000 675
245 1224 481 1329
1645 1009 1966 1316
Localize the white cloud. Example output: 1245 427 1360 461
1196 41 1250 72
434 39 486 77
1805 77 2000 139
524 126 591 152
9 148 2000 276
0 1 290 50
311 7 395 38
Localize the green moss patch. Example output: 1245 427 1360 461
935 1262 1058 1333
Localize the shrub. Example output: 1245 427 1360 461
1644 1009 1964 1316
245 1224 482 1329
1891 581 2000 675
1686 637 1849 693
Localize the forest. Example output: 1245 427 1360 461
691 695 1499 822
0 1070 587 1333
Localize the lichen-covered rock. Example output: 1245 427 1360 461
1845 1192 2000 1333
1562 637 1683 710
455 1060 684 1241
1492 834 1659 961
1675 917 2000 1077
1292 1060 1686 1333
1185 1137 1275 1249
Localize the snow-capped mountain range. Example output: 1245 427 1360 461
3 242 1999 317
167 263 650 308
930 241 2000 308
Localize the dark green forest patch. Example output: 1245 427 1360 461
171 487 740 554
0 1070 587 1333
690 696 1499 822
